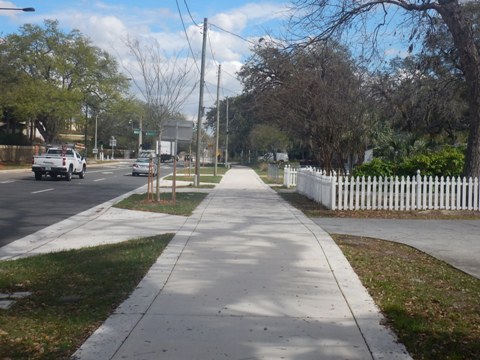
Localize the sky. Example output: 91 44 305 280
0 0 291 120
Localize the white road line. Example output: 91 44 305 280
102 172 114 174
31 188 54 194
94 178 106 182
0 181 15 184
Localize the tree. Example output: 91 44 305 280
238 41 370 171
0 20 130 144
290 0 480 177
205 94 259 162
124 37 196 200
124 37 195 141
370 56 469 146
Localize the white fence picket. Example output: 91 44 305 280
295 167 480 212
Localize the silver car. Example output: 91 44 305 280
132 158 157 176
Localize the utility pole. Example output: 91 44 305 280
195 18 208 187
84 104 88 159
214 64 221 176
225 97 229 166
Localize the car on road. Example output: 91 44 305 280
132 158 157 176
160 154 180 163
32 147 86 181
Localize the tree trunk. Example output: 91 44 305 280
438 3 480 178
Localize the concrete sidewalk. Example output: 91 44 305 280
71 167 411 360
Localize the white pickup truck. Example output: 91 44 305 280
32 147 86 181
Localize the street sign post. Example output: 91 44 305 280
161 120 194 202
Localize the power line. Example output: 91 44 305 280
207 30 218 67
175 0 201 73
183 0 199 27
209 23 256 46
204 82 216 104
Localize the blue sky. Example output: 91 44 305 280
0 1 291 118
0 1 412 120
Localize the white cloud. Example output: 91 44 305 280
0 1 33 19
211 2 289 33
8 2 289 119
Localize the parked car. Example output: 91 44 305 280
132 158 157 176
258 152 289 163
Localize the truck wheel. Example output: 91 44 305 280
34 172 42 181
78 165 86 179
65 167 72 181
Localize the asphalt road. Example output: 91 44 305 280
0 161 173 247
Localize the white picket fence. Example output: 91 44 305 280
283 165 298 188
289 166 480 211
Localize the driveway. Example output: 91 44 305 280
312 218 480 279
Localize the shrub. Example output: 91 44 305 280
352 158 395 177
352 147 465 178
398 147 464 177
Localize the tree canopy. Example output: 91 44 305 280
0 20 130 144
237 41 371 171
290 0 480 177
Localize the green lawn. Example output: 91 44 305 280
114 191 209 216
0 235 173 359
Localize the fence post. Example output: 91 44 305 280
474 177 479 211
416 170 422 210
440 176 445 209
446 176 451 210
468 177 473 210
456 176 461 210
428 176 433 210
366 176 372 210
330 174 337 210
421 175 427 210
372 176 377 210
344 176 350 210
405 176 411 210
338 175 344 211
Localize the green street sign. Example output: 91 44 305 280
133 128 140 135
146 131 156 136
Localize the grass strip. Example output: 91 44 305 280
0 234 173 359
114 191 208 216
164 175 223 183
333 235 480 360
